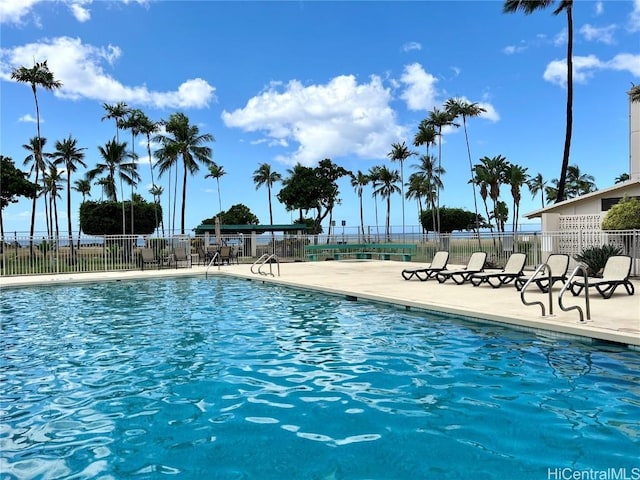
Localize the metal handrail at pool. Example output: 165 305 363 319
251 254 280 277
519 263 554 317
558 265 591 323
205 252 220 278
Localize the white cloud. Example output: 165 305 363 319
402 41 422 53
595 1 604 16
222 75 404 166
543 53 640 87
629 0 640 32
579 24 616 44
0 36 216 109
69 1 91 22
544 55 603 86
553 28 567 47
0 0 148 25
503 44 527 55
399 63 439 111
18 114 37 123
607 53 640 77
0 0 42 25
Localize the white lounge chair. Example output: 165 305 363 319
514 253 569 292
470 252 527 288
570 255 635 299
436 252 487 285
401 251 449 281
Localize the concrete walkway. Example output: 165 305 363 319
1 260 638 347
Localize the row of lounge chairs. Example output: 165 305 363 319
401 251 635 299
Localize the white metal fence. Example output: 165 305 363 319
1 229 638 277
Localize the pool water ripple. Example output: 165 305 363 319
1 276 638 479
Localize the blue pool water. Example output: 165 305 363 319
1 276 638 479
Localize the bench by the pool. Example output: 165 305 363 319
401 251 449 281
469 252 527 288
569 255 635 299
436 252 487 285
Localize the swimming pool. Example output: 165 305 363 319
1 276 638 479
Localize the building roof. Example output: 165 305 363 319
523 179 640 219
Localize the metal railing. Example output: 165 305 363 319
519 263 555 317
1 229 638 277
558 266 592 323
251 254 280 277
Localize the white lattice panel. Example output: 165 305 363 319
557 214 604 255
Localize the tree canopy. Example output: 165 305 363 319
201 203 259 226
80 197 162 235
0 155 39 210
277 159 350 234
420 207 487 233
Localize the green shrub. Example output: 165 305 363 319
573 244 623 276
601 196 640 230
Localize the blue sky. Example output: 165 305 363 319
1 0 639 236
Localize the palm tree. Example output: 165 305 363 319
22 136 51 236
493 200 509 233
614 173 630 184
42 162 64 239
471 163 494 233
120 109 146 234
253 163 282 228
565 164 596 197
505 163 529 233
413 120 438 157
368 166 383 240
426 107 459 234
474 155 508 233
149 184 165 236
11 61 62 252
73 178 91 203
444 97 486 237
73 178 91 248
138 113 161 233
413 154 444 236
504 0 574 203
87 139 137 233
102 102 129 142
154 112 214 235
405 172 432 236
206 162 226 218
372 165 400 241
528 173 547 208
51 135 86 259
350 170 370 241
387 141 416 240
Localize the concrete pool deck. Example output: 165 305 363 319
1 260 638 348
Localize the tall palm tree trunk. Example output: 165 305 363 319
28 168 40 255
181 163 188 235
66 175 75 260
463 118 482 247
556 4 573 203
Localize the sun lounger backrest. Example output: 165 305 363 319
601 255 632 281
431 251 449 269
546 253 569 276
504 252 526 274
141 248 156 262
174 247 187 260
467 252 487 271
